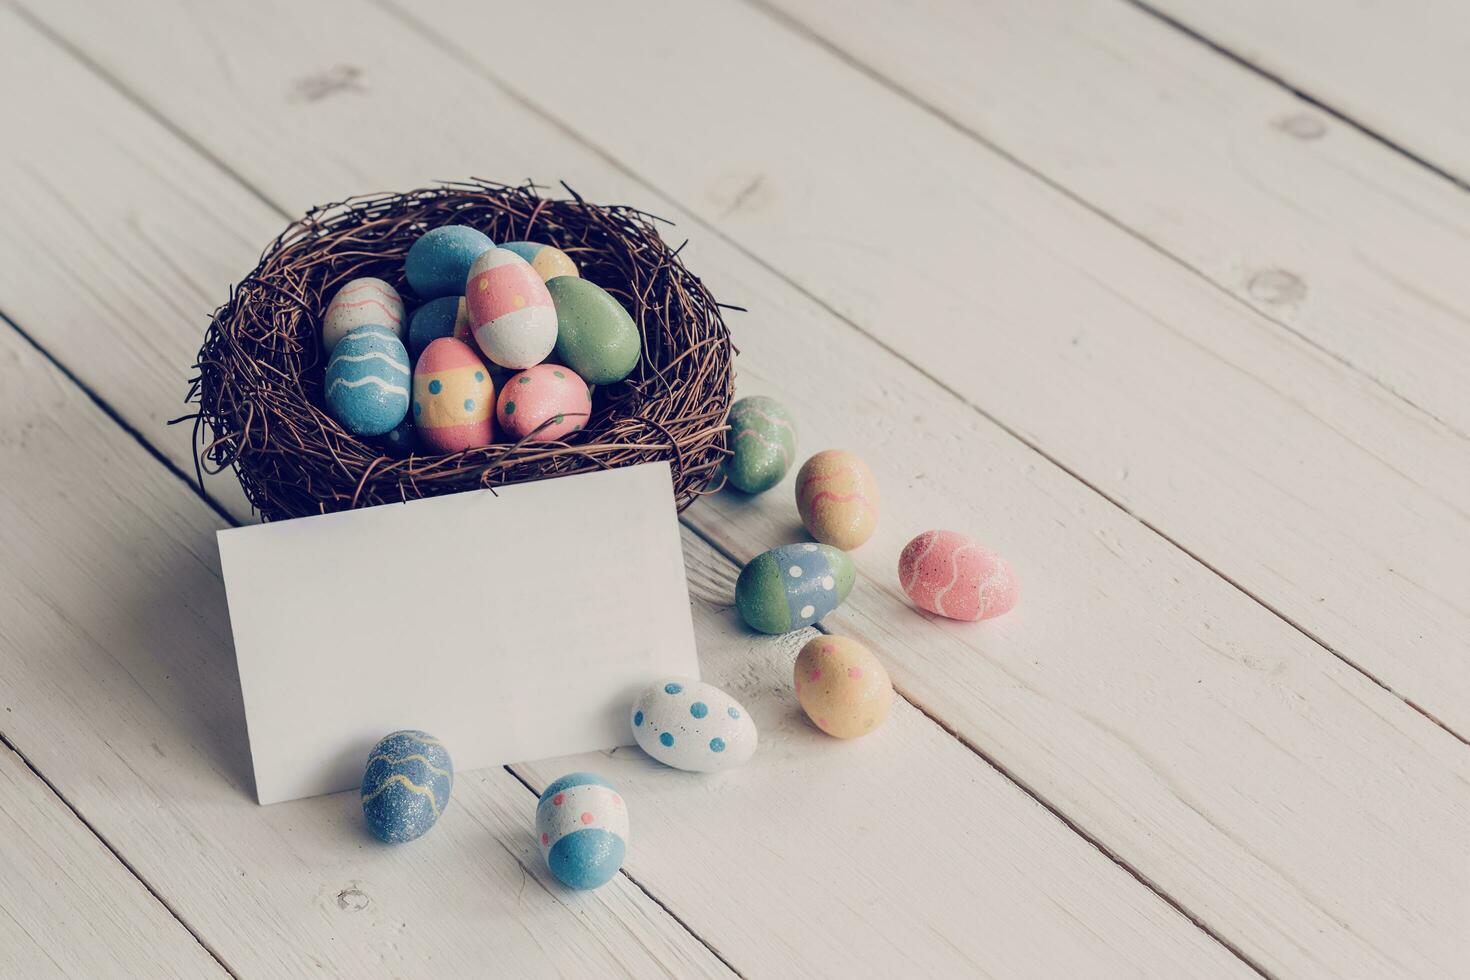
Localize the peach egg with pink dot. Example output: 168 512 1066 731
496 364 591 442
898 530 1018 622
794 635 891 739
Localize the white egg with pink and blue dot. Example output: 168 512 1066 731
630 678 757 772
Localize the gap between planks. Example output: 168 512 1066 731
377 0 1468 748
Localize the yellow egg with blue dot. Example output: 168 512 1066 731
501 241 579 282
412 337 494 453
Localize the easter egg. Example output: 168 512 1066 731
405 225 494 299
379 414 417 457
497 364 591 442
536 772 628 890
630 679 757 772
735 543 855 635
793 635 892 739
324 325 411 436
465 247 558 369
501 241 580 281
361 730 454 843
898 530 1019 622
547 277 641 385
796 450 880 550
412 338 495 453
408 296 474 358
725 396 796 494
323 277 405 352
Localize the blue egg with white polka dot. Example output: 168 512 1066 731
630 678 757 772
325 324 411 436
535 772 628 890
361 730 454 843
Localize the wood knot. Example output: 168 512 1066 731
1247 269 1307 306
1274 113 1327 140
290 66 366 103
336 886 370 912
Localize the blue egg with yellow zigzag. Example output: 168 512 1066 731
325 324 411 437
361 730 453 844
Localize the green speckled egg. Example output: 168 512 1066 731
548 277 641 385
735 543 855 634
724 396 796 493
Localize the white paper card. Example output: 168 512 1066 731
218 463 699 804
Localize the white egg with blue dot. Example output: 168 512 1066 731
630 679 757 772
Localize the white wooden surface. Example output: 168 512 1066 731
1 0 1467 977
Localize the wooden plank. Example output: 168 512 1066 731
6 1 1468 977
0 13 1250 978
1141 0 1470 186
389 0 1470 736
757 0 1470 441
0 740 229 979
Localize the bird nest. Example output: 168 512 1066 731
188 180 736 521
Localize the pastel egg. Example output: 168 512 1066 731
324 325 411 436
793 635 892 739
408 296 474 358
725 395 797 494
735 543 855 635
361 730 453 843
497 364 591 442
536 772 628 890
630 679 757 772
323 277 405 352
796 450 880 550
405 225 494 299
465 248 558 369
379 414 417 457
898 530 1019 622
501 241 580 282
412 337 495 453
547 277 641 385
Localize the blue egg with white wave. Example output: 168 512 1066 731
361 730 454 844
325 324 411 436
405 225 494 299
535 772 628 890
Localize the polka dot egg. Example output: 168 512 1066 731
361 730 453 843
465 247 558 369
898 530 1019 622
630 679 757 772
497 364 591 442
794 635 892 739
796 449 879 550
735 543 855 635
412 337 494 453
536 772 628 890
405 225 494 299
324 324 411 437
500 240 580 282
322 277 405 352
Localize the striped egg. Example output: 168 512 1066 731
405 225 494 299
796 450 880 550
497 364 591 442
631 679 758 772
501 241 580 282
794 635 892 739
323 277 405 352
735 543 855 635
361 730 453 844
898 530 1019 622
412 337 494 453
725 395 797 494
408 296 473 358
536 772 628 890
324 325 411 436
465 247 558 369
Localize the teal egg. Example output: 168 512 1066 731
735 543 856 634
405 225 494 299
361 730 453 844
325 325 411 436
408 296 464 358
548 277 641 385
725 396 797 493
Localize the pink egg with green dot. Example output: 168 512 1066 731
630 678 757 772
496 363 591 442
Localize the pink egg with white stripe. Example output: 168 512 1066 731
465 247 558 369
898 530 1018 622
322 277 405 352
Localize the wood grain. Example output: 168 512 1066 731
0 740 229 979
758 0 1470 441
1140 0 1470 186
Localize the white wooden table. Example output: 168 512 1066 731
2 1 1467 976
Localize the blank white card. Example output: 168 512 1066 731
218 463 700 804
